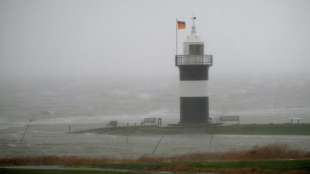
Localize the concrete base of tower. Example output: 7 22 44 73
180 96 209 124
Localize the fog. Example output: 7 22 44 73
1 0 310 79
1 1 310 162
1 0 310 123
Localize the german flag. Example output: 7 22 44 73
177 21 186 30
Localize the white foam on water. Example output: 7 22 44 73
7 144 17 148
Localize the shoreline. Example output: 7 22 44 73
1 144 310 174
74 123 310 136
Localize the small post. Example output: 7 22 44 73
20 117 34 143
152 136 164 155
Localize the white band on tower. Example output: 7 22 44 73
179 81 208 97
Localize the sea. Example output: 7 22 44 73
0 73 310 158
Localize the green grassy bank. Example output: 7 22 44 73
0 168 144 174
206 123 310 135
76 123 310 135
1 160 310 174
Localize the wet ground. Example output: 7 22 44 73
1 124 310 158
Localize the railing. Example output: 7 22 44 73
175 55 213 66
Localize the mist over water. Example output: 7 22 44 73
1 0 310 158
1 0 310 127
1 73 309 129
1 74 310 158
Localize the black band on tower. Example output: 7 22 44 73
180 97 209 123
179 66 209 81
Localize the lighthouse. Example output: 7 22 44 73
175 17 213 124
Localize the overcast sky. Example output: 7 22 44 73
1 0 310 79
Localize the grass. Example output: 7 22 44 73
206 123 310 135
0 168 147 174
190 160 310 171
75 123 310 135
1 144 309 165
85 160 310 172
1 160 310 174
1 144 310 173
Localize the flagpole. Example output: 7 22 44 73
176 18 178 56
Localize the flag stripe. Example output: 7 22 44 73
177 21 186 29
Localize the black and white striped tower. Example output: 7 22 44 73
175 17 213 124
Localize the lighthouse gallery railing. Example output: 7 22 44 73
175 55 213 66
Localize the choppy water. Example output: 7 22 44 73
1 74 310 125
1 124 310 158
0 74 310 157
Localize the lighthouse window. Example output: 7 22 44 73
189 44 203 55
